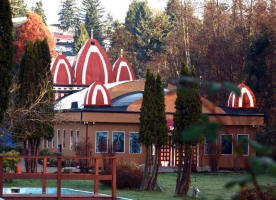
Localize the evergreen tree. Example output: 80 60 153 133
9 0 27 17
58 0 77 31
74 23 89 53
245 34 275 125
31 0 47 24
0 0 14 125
173 63 202 196
13 39 54 172
81 0 105 45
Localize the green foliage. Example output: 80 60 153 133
0 150 21 172
31 0 47 24
139 70 156 145
9 0 27 17
58 0 77 31
245 34 275 124
81 0 105 45
74 23 89 53
0 0 13 125
13 39 54 143
173 64 202 145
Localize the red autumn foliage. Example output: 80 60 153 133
14 12 57 64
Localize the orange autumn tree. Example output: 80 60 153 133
14 12 57 64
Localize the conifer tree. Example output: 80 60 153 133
31 0 47 24
58 0 77 31
0 0 13 125
13 39 54 172
81 0 105 45
74 23 89 53
9 0 27 17
173 63 202 196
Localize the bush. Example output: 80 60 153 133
232 186 276 200
38 149 61 166
101 162 143 189
0 150 21 172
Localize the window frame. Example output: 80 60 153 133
220 134 233 155
95 131 109 153
237 134 249 156
112 131 125 153
129 132 142 154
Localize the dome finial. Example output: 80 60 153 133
91 29 93 39
120 49 124 58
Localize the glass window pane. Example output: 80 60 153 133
96 132 108 153
113 132 124 153
70 130 73 150
221 135 232 154
76 130 80 146
52 137 55 148
57 130 60 149
129 133 141 154
237 135 249 155
63 130 66 148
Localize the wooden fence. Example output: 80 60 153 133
0 156 116 200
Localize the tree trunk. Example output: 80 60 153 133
148 145 160 190
24 138 40 173
140 144 150 190
175 144 184 195
175 144 192 196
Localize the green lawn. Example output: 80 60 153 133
3 173 276 200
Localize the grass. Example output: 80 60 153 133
3 173 276 200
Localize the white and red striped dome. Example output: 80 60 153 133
74 39 113 86
51 55 74 85
112 57 135 82
227 83 257 109
84 81 111 106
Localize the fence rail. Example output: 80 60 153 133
0 156 116 200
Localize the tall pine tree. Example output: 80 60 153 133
31 0 47 24
0 0 13 125
13 39 54 172
81 0 105 45
58 0 77 31
173 63 202 196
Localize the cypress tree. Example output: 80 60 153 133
74 23 89 53
173 63 202 196
14 39 54 172
0 0 14 125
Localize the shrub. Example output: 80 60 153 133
75 138 93 172
232 186 276 200
38 149 61 166
102 162 143 189
0 150 21 172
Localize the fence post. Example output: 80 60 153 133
112 158 116 199
0 156 3 197
42 157 47 194
94 158 99 195
57 157 61 199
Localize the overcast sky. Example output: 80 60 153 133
25 0 169 25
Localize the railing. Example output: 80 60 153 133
0 156 116 199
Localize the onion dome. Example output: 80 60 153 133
112 57 135 82
51 55 74 85
74 39 113 86
84 81 111 106
227 83 257 109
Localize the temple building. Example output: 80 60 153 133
46 37 264 170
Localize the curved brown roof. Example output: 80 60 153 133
127 91 225 114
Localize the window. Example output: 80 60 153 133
237 135 249 155
47 139 50 148
62 130 66 148
112 132 124 153
129 132 141 154
70 130 73 150
57 130 60 149
96 131 108 153
52 137 55 148
76 130 80 146
221 135 232 155
204 137 213 155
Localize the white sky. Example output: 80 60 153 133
25 0 169 25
